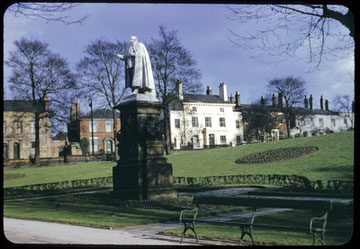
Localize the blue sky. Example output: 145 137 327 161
3 3 354 114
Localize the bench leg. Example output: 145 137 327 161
180 222 198 243
239 226 255 246
312 231 326 246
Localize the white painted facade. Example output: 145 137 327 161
169 83 244 149
291 111 354 137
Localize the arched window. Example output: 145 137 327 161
3 143 8 160
13 142 20 159
104 138 114 154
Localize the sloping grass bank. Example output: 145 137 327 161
168 131 354 182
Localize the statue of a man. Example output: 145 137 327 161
117 36 155 95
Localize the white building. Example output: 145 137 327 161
291 95 354 137
169 82 244 149
168 83 353 150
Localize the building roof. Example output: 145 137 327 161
80 108 120 119
183 94 232 104
235 104 339 115
52 131 67 141
4 100 45 113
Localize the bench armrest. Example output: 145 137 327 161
180 208 198 223
309 212 328 233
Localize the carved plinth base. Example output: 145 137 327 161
112 158 177 200
112 97 177 200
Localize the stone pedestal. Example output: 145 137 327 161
112 95 177 200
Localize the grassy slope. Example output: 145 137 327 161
168 131 354 182
4 131 354 188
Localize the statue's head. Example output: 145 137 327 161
130 36 138 46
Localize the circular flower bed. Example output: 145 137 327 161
235 146 319 164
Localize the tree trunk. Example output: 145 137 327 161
34 112 40 165
164 107 171 155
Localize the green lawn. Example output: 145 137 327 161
168 131 354 182
4 161 116 188
4 131 354 188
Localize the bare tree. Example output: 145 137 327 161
6 37 77 165
76 39 128 160
147 25 203 153
7 2 89 25
267 76 307 138
333 94 354 129
227 4 354 69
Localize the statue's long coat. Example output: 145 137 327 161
125 42 155 91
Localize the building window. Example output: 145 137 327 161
89 137 99 153
219 117 226 127
3 143 8 160
106 120 112 132
31 122 35 133
192 106 197 112
14 121 22 133
192 117 199 127
13 142 20 159
220 107 224 112
331 119 336 127
205 117 212 128
236 120 241 129
236 136 242 145
220 135 227 144
175 119 180 128
89 120 98 132
319 118 324 127
310 117 314 126
31 142 35 156
104 138 114 154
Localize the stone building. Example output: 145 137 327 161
3 99 64 161
67 100 121 155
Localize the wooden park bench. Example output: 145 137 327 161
179 195 351 245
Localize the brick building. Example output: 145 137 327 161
67 100 121 155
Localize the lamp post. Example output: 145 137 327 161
88 96 95 155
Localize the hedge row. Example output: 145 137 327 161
4 174 353 196
4 176 113 196
173 174 353 193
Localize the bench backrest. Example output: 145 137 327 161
193 195 334 211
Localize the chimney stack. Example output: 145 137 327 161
325 99 330 111
260 96 265 105
320 95 324 110
272 94 277 106
304 95 308 108
206 85 213 96
70 102 76 121
44 91 49 111
235 91 240 106
278 92 283 107
229 94 234 103
176 80 183 100
309 94 314 110
219 82 228 101
76 99 81 119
